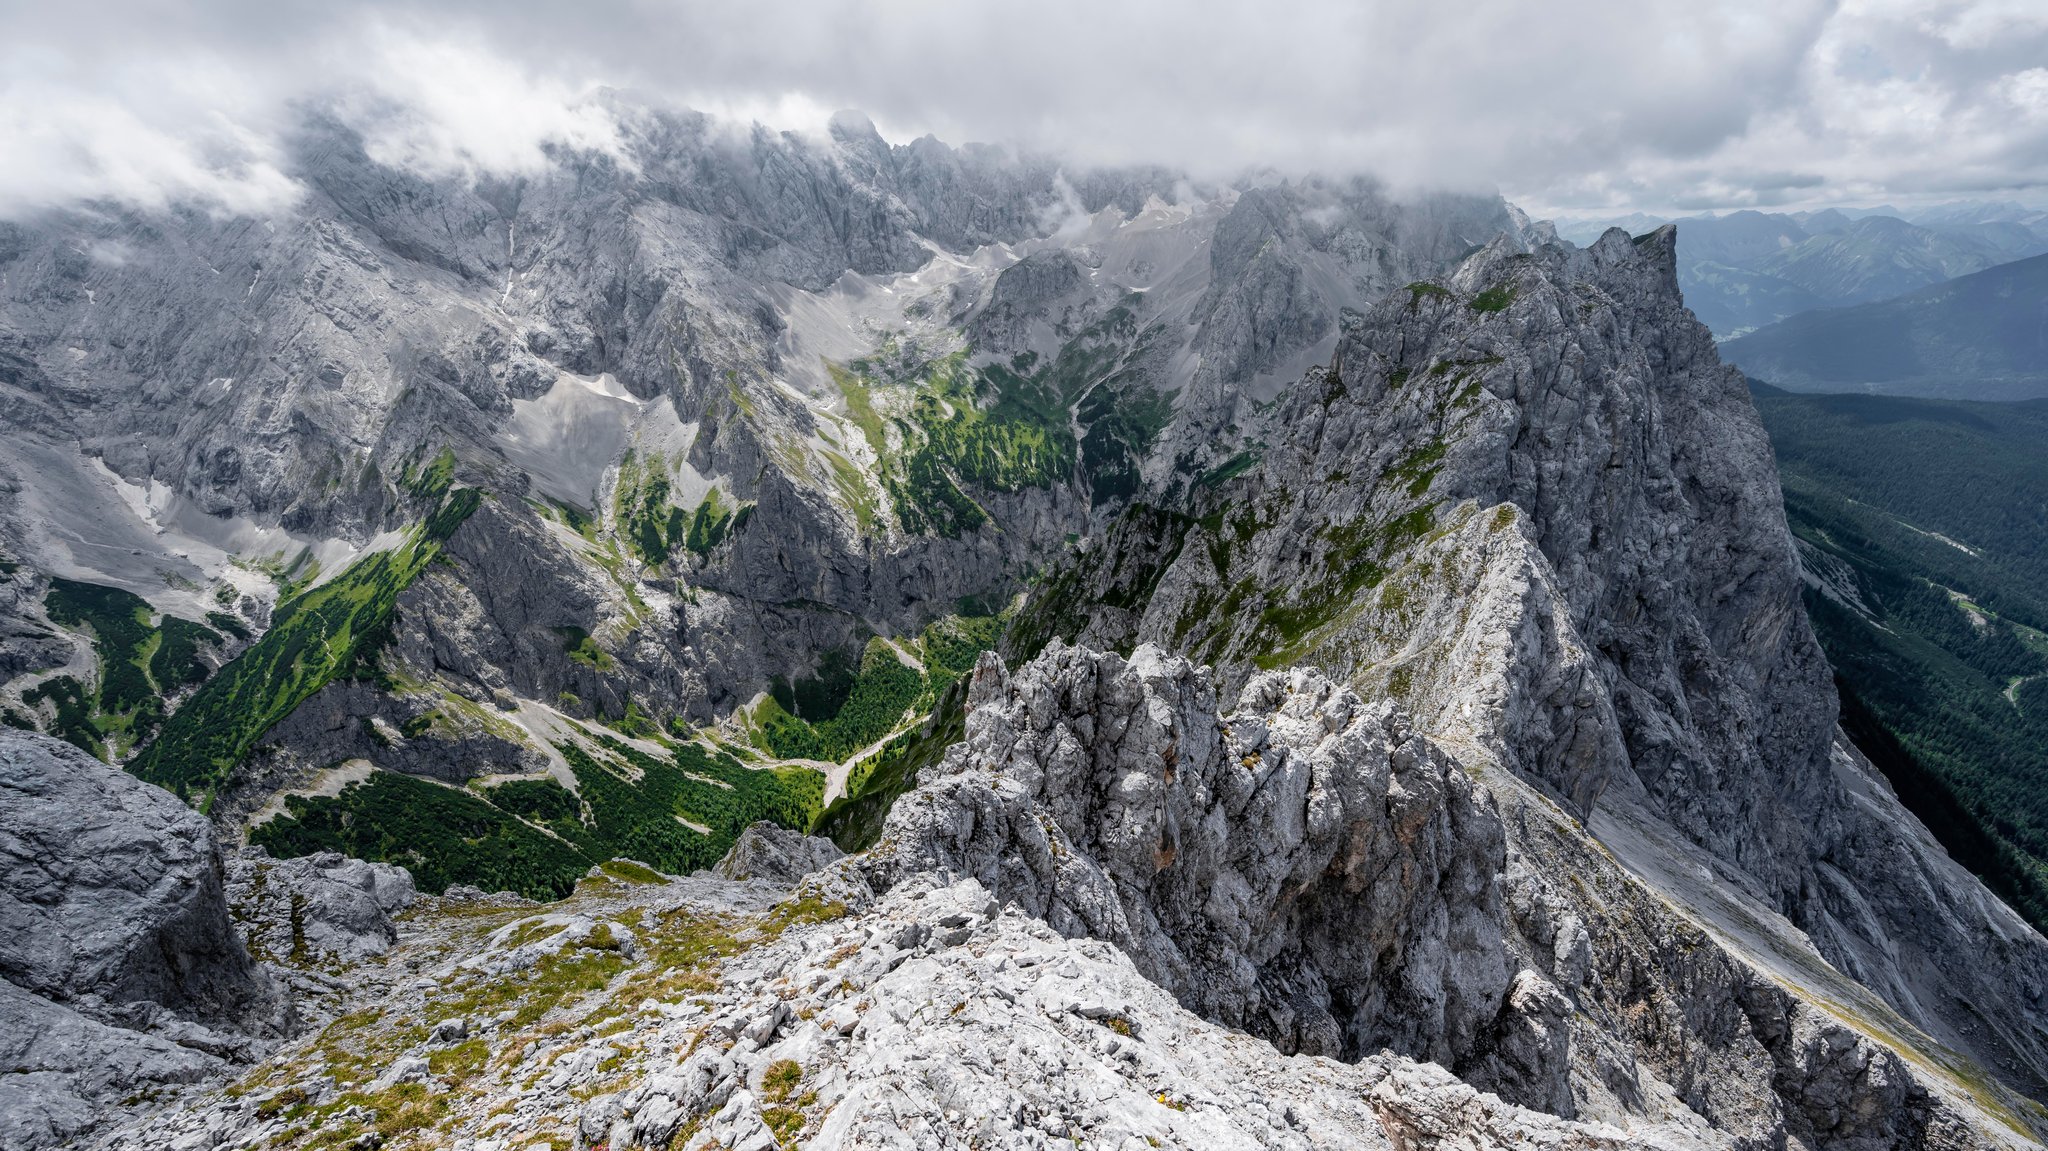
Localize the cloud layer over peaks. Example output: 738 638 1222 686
2 0 2046 219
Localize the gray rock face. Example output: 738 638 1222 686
0 98 1520 843
714 821 845 886
866 644 1512 1068
1016 227 2048 1133
0 981 219 1151
858 643 2024 1146
0 730 283 1033
0 730 288 1148
225 847 415 966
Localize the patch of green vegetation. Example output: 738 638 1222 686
1406 282 1453 307
682 487 750 557
21 675 99 757
486 776 585 838
917 613 1003 696
753 638 925 762
597 858 665 885
556 625 615 671
612 450 755 566
612 449 683 565
820 449 882 533
533 495 599 540
29 578 222 759
234 547 323 602
425 1038 490 1084
206 611 252 641
762 1059 804 1103
1391 439 1448 497
401 447 457 500
816 680 968 851
1256 503 1434 650
255 729 822 899
768 647 859 724
756 607 1004 770
1194 450 1259 489
1073 377 1173 507
831 349 1078 537
1469 283 1518 313
561 735 824 875
251 770 590 899
129 488 480 806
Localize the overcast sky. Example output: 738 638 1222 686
3 0 2046 221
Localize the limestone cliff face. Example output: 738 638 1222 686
864 644 1511 1068
855 643 2027 1147
0 730 284 1034
1024 226 2048 1123
0 103 1513 821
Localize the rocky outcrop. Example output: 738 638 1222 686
225 847 416 966
715 821 845 886
865 643 1514 1069
0 729 288 1148
857 643 2026 1146
0 730 283 1033
78 831 1711 1151
0 981 219 1151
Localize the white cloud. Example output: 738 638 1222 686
0 45 300 217
337 26 630 180
0 0 2044 219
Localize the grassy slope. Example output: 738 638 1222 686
129 487 481 807
252 732 824 900
829 349 1078 537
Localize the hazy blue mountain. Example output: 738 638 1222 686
1552 207 2048 337
1755 214 2048 306
1724 252 2048 400
1911 199 2048 229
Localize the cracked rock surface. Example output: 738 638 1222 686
0 730 288 1149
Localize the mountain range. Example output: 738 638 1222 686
1 103 2046 1150
1555 205 2048 338
1724 254 2048 400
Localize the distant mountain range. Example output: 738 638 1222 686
1723 252 2048 400
1555 202 2048 338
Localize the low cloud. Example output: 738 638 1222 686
1 0 2045 220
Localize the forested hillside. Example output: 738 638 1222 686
1753 384 2048 927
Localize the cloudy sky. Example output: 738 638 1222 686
3 0 2046 221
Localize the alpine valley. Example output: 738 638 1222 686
3 104 2047 1151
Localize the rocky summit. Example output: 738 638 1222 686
0 98 2046 1151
